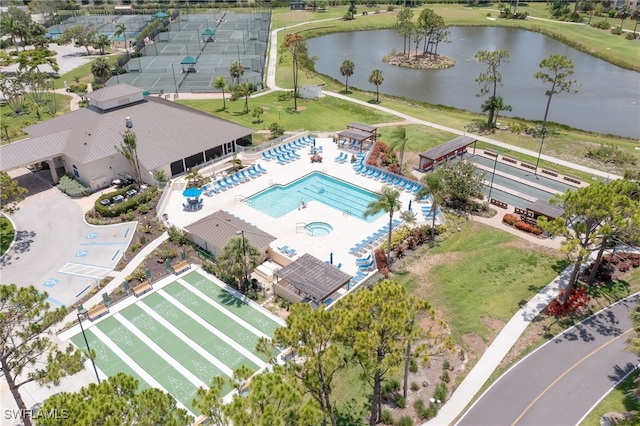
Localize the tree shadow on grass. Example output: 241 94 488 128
552 259 571 274
588 279 631 306
367 99 380 104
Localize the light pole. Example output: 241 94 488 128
236 230 248 292
77 311 101 384
488 150 499 201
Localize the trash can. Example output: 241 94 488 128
163 213 169 221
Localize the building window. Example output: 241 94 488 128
73 164 79 178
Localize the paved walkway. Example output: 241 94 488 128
58 231 169 330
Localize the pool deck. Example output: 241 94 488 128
164 137 435 277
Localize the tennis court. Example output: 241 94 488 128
63 269 284 415
112 11 270 93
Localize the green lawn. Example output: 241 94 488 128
581 369 640 425
393 221 567 344
177 92 399 134
0 216 15 256
0 94 71 145
52 54 120 89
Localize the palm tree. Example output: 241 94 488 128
91 57 111 84
0 14 22 52
114 129 141 184
229 61 244 85
481 95 512 129
93 33 111 55
217 235 260 293
390 126 408 175
632 7 640 36
236 82 252 113
415 172 444 239
368 69 384 103
114 23 127 53
212 76 228 109
364 185 404 264
339 59 355 93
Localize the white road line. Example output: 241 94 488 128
176 279 269 340
137 302 234 378
158 290 266 368
113 313 208 390
89 326 194 416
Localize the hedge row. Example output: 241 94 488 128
95 185 158 217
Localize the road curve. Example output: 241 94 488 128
457 293 640 426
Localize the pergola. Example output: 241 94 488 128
347 122 377 142
418 135 476 172
337 129 375 151
526 199 565 220
274 253 352 304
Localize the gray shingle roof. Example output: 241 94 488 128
185 210 276 252
338 129 374 142
275 253 352 302
419 135 476 161
88 83 143 103
526 199 565 219
1 87 254 172
0 129 70 170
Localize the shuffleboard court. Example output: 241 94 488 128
66 268 284 416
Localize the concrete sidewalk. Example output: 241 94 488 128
58 231 169 330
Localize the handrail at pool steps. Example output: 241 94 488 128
235 194 252 205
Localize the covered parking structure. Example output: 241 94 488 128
273 254 351 306
418 135 476 172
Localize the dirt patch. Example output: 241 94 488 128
462 333 487 359
277 11 313 21
480 317 505 335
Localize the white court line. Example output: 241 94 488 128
176 279 269 340
114 313 208 390
137 302 234 378
158 290 266 368
89 326 194 416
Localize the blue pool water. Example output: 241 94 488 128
247 172 384 222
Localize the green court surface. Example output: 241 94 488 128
70 270 284 415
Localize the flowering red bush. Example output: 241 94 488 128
618 262 631 273
502 213 519 225
374 248 389 277
546 286 590 317
514 220 543 235
367 142 391 166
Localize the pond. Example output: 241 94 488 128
307 27 640 138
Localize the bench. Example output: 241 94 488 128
502 155 518 164
520 161 537 170
484 149 498 157
133 280 152 297
173 260 191 275
541 168 559 177
563 174 582 185
489 198 508 209
87 303 109 321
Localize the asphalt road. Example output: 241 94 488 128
457 293 640 426
0 170 134 308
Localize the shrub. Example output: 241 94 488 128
95 185 158 217
168 225 189 245
502 213 519 225
546 286 590 317
442 360 450 370
125 211 135 221
409 358 418 373
610 26 623 35
398 416 414 426
441 370 450 383
159 249 177 259
410 382 420 392
130 242 141 252
137 202 150 214
375 248 389 277
625 32 638 40
515 220 543 235
396 397 406 408
585 143 637 166
58 175 91 197
381 409 394 425
139 235 146 245
433 382 448 402
592 20 611 30
269 122 284 138
386 5 395 11
383 379 401 397
618 262 631 273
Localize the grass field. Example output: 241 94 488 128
0 216 14 256
177 92 400 134
392 221 567 344
0 94 71 145
51 54 120 89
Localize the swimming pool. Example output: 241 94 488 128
247 172 384 222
